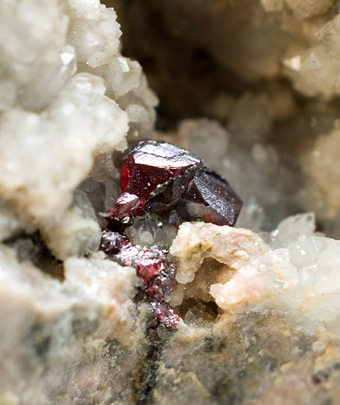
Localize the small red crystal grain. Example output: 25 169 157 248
149 302 180 330
101 230 180 330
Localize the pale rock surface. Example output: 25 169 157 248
282 11 340 99
0 247 144 404
0 201 21 242
65 0 121 69
0 72 128 258
156 310 334 405
285 0 334 19
0 0 71 111
171 217 340 334
0 73 127 222
270 212 316 247
171 222 295 315
261 0 284 12
158 217 340 404
66 0 158 138
41 190 102 260
0 1 158 402
0 0 158 258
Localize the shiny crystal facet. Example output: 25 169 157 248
109 140 203 221
176 169 243 226
107 140 242 227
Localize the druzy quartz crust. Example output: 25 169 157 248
101 140 243 329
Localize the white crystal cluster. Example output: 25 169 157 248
0 246 144 404
171 214 340 335
0 0 157 259
0 2 156 402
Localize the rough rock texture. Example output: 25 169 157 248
0 0 157 259
0 248 145 404
171 217 340 333
164 217 340 404
0 0 155 403
3 0 340 404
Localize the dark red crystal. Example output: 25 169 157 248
109 192 144 221
108 140 203 222
101 230 179 330
107 139 242 227
176 169 243 226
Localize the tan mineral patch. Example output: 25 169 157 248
171 222 298 314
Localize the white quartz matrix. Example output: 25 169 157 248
2 0 340 404
0 1 155 403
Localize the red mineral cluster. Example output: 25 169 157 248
107 140 242 227
102 140 243 330
101 230 180 329
108 140 203 223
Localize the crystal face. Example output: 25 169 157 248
108 140 242 226
177 169 243 226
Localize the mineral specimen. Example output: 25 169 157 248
177 169 242 226
108 140 203 220
100 229 179 329
102 140 242 329
107 140 242 227
4 0 340 403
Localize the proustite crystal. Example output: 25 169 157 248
108 140 242 226
177 169 242 226
101 230 180 329
101 140 242 330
